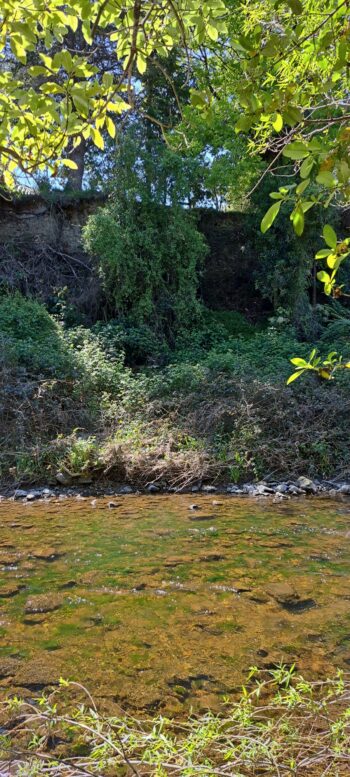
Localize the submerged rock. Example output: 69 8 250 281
265 582 298 606
13 489 28 500
147 484 160 493
265 582 317 613
26 492 40 502
275 483 289 494
30 547 62 561
14 657 61 689
0 583 23 598
288 485 304 496
0 658 21 678
24 593 63 614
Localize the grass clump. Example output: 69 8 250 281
1 667 350 776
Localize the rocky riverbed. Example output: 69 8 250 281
2 475 350 503
1 494 350 712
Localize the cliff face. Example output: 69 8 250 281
0 194 265 320
0 193 105 252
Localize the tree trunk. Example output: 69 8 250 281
64 137 86 191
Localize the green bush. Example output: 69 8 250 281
172 309 256 363
92 320 169 366
202 329 308 380
83 199 207 339
0 294 72 374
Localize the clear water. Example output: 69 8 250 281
1 495 350 714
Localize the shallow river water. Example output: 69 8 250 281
1 495 350 714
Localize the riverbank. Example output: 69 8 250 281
2 475 350 502
2 296 350 492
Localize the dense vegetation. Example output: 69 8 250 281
0 0 349 488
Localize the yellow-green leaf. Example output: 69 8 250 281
91 127 104 150
287 370 304 385
261 201 281 233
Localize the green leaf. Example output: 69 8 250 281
282 105 303 126
287 370 304 385
327 254 341 270
291 205 304 236
106 116 116 139
300 157 314 179
136 54 147 75
269 191 284 200
261 201 281 233
316 170 336 187
283 142 309 160
207 24 219 41
315 249 332 259
60 158 78 169
290 358 308 367
323 224 337 249
317 270 331 283
301 201 314 213
235 114 253 132
72 93 90 117
272 112 283 132
91 127 104 150
296 178 309 195
287 0 303 13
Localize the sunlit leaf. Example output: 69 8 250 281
261 201 281 233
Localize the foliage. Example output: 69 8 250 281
2 669 350 776
0 293 56 341
287 348 350 384
83 156 208 336
2 294 350 486
0 293 71 373
0 0 227 185
248 174 341 332
223 0 350 311
229 0 349 217
93 320 169 366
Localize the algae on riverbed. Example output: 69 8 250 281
0 495 350 713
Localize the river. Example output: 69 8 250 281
0 495 350 715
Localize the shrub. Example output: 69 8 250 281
0 293 72 374
83 199 207 339
93 320 170 366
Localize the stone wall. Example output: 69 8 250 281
0 194 264 318
0 193 105 253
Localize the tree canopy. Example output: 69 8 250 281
0 0 226 185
